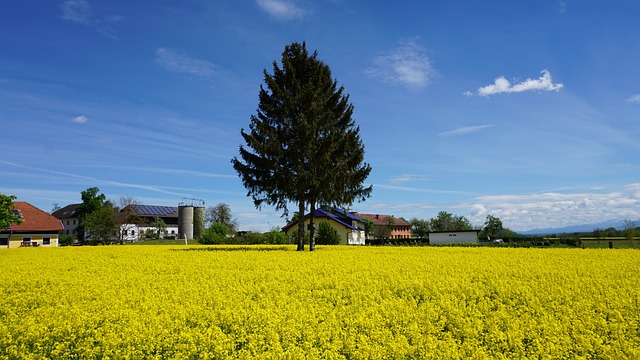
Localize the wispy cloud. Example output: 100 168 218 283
439 124 495 137
0 161 186 197
61 0 92 25
72 115 89 124
559 1 567 14
477 69 563 97
626 94 640 104
389 174 430 184
155 48 219 78
256 0 305 20
60 0 123 39
366 38 436 89
74 165 236 179
375 183 476 196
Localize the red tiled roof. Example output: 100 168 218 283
6 202 64 232
352 213 411 227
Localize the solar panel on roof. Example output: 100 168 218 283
135 205 177 216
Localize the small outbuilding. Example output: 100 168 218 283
428 230 479 245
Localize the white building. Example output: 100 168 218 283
52 204 80 237
120 205 179 242
428 230 479 245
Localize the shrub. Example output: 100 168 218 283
264 231 288 245
59 235 75 246
288 230 310 245
316 221 340 245
200 223 228 245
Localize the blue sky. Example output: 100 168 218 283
2 0 639 232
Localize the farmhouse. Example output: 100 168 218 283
352 213 412 240
120 205 180 242
1 202 64 248
52 203 81 237
282 207 366 245
53 203 180 242
428 230 479 245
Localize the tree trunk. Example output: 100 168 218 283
309 200 316 252
296 200 305 251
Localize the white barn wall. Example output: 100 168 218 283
429 231 479 244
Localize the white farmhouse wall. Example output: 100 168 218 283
120 224 179 242
347 229 366 245
429 231 478 244
61 217 80 237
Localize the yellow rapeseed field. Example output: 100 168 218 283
1 245 638 359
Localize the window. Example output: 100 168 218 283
43 237 51 245
22 237 31 246
0 238 8 246
66 229 69 235
67 220 70 225
73 219 77 225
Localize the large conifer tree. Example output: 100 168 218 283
232 42 371 251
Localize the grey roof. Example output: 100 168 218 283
52 203 80 219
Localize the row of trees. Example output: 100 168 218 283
586 220 638 241
409 212 515 241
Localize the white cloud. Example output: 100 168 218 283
438 124 494 137
478 69 563 97
626 94 640 104
61 0 92 25
60 0 123 38
467 186 640 231
155 48 219 78
559 1 567 14
374 184 474 196
72 115 89 124
366 38 436 89
256 0 305 20
389 174 430 184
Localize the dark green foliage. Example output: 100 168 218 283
0 193 22 229
200 222 228 244
205 203 238 232
288 229 310 245
75 187 108 243
409 218 430 239
151 216 167 239
264 230 289 244
83 203 118 245
479 215 504 240
429 211 472 232
232 42 371 251
58 235 75 246
316 221 340 245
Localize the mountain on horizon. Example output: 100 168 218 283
519 218 639 236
